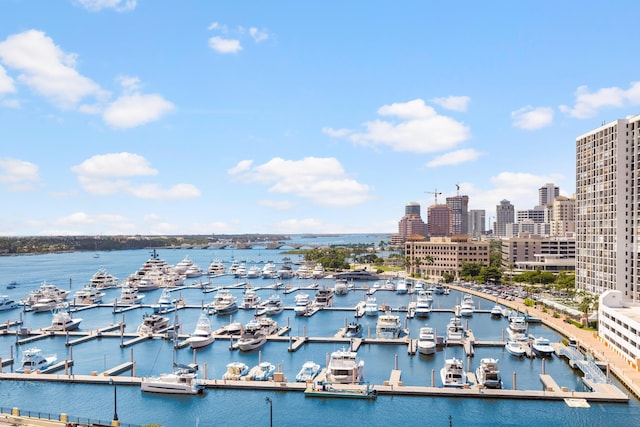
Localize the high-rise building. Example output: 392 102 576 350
427 204 452 237
468 209 486 238
549 195 575 237
539 183 560 207
446 195 469 235
495 199 514 237
390 202 428 245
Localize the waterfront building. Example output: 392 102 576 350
405 235 490 279
390 202 428 246
446 194 469 236
495 199 514 237
599 290 640 368
468 209 486 239
427 204 452 237
500 234 575 276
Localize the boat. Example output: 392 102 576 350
240 288 261 310
376 311 402 339
246 265 262 279
207 259 226 276
433 284 445 294
311 263 326 279
314 287 334 308
508 314 527 334
261 262 278 279
414 290 432 318
22 282 69 306
174 256 195 275
460 294 474 317
218 321 243 336
334 279 349 296
440 357 467 387
476 358 502 389
47 309 82 331
209 289 238 315
293 292 312 316
227 260 240 276
364 296 378 317
186 310 215 349
395 278 408 294
490 304 503 318
446 316 464 341
184 263 204 278
222 362 249 380
417 326 437 355
505 338 527 357
248 361 275 381
6 281 18 290
255 294 284 316
276 263 294 279
88 268 119 289
344 321 363 338
141 363 205 395
237 323 268 352
137 313 170 335
304 382 377 400
118 286 145 305
295 264 313 279
30 298 69 313
73 286 105 305
152 288 176 313
0 295 18 311
333 270 379 281
233 263 247 278
443 287 450 295
531 336 555 357
16 347 57 373
296 361 321 382
326 348 364 384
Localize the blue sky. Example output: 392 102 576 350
1 1 639 236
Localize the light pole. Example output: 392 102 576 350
110 378 118 423
265 396 272 427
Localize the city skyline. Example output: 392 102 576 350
1 1 640 236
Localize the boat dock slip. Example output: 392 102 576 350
16 333 51 346
120 335 152 348
288 337 306 352
0 320 21 331
41 360 73 374
388 370 402 386
354 301 366 317
540 374 560 391
102 362 134 376
0 358 14 368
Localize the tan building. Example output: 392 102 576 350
405 235 490 279
427 204 452 237
501 234 575 275
549 195 576 237
390 202 428 246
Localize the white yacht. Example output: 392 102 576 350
184 263 204 278
334 279 349 296
245 265 262 279
313 287 334 308
141 363 205 395
395 278 408 294
209 289 238 315
417 326 437 355
88 267 120 289
47 309 82 331
73 286 105 305
440 357 467 387
0 295 18 311
364 296 378 317
376 311 402 339
237 323 267 352
446 316 464 341
118 286 145 305
137 313 170 335
414 290 432 318
311 263 326 279
174 256 195 275
296 361 321 382
326 348 364 384
490 304 503 318
233 263 247 278
187 311 215 349
240 288 261 310
459 294 474 317
531 336 555 357
476 358 502 389
22 282 69 306
344 321 363 338
31 298 69 313
508 314 527 334
276 263 294 279
207 260 226 276
293 292 312 316
152 288 176 313
248 361 275 381
295 264 313 279
255 294 284 316
261 262 278 279
222 362 249 380
16 348 57 373
505 336 527 357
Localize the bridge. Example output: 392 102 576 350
556 344 608 384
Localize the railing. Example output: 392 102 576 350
0 406 140 427
557 346 608 384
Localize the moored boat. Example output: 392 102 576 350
222 361 249 380
137 313 170 335
0 295 18 311
326 348 364 384
417 326 437 355
376 311 402 339
476 358 502 389
16 348 57 373
248 361 275 381
440 357 467 387
141 363 205 395
47 309 82 331
531 336 555 357
186 310 215 349
296 361 321 382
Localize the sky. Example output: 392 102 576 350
1 1 640 236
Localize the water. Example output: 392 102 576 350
1 237 639 426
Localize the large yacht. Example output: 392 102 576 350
186 310 215 349
440 357 467 387
293 292 312 316
47 309 82 331
460 294 475 317
376 311 402 339
313 287 334 308
476 358 502 389
417 326 437 355
446 316 464 341
207 259 226 276
255 294 284 316
414 290 432 318
141 363 205 395
137 313 170 335
240 288 261 310
364 296 378 317
88 267 120 289
16 348 57 373
73 286 105 305
209 289 238 315
326 348 364 384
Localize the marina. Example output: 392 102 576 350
0 242 639 426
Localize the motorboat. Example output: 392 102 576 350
531 336 555 357
376 311 402 339
73 286 105 305
237 324 267 352
233 263 247 278
296 361 321 382
217 321 243 336
505 338 527 357
334 279 349 296
255 294 284 316
446 316 464 341
152 288 176 313
6 281 18 290
440 357 467 387
344 321 363 338
245 265 262 279
118 286 145 305
244 316 278 336
395 278 408 294
443 287 450 295
88 268 120 289
248 361 275 381
207 259 226 276
22 282 69 306
293 292 312 316
222 362 249 380
184 263 204 278
227 260 240 276
209 289 238 315
326 348 364 384
459 294 474 317
476 358 502 389
508 314 527 334
261 262 278 279
30 298 69 313
311 263 326 279
47 309 82 331
433 284 445 294
174 256 195 275
137 313 170 335
491 304 503 318
0 295 18 311
141 363 205 395
187 310 215 349
276 263 294 279
415 290 432 318
417 326 437 355
16 348 57 373
295 264 313 279
240 288 261 310
364 296 378 317
314 286 334 308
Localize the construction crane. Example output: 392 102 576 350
425 188 442 205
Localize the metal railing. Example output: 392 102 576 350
0 406 140 427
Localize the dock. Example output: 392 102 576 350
102 361 135 376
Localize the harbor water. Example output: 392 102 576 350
1 235 639 426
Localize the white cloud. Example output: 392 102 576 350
560 82 640 119
326 99 471 153
102 77 174 129
0 65 15 94
321 127 351 138
258 200 296 210
249 27 269 43
228 160 254 175
208 37 242 54
71 152 200 200
74 0 137 12
430 96 471 112
0 158 40 191
229 157 373 207
426 148 481 167
511 106 554 130
0 30 106 109
54 211 129 227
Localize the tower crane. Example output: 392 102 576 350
425 188 442 205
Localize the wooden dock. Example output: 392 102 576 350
102 362 135 376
